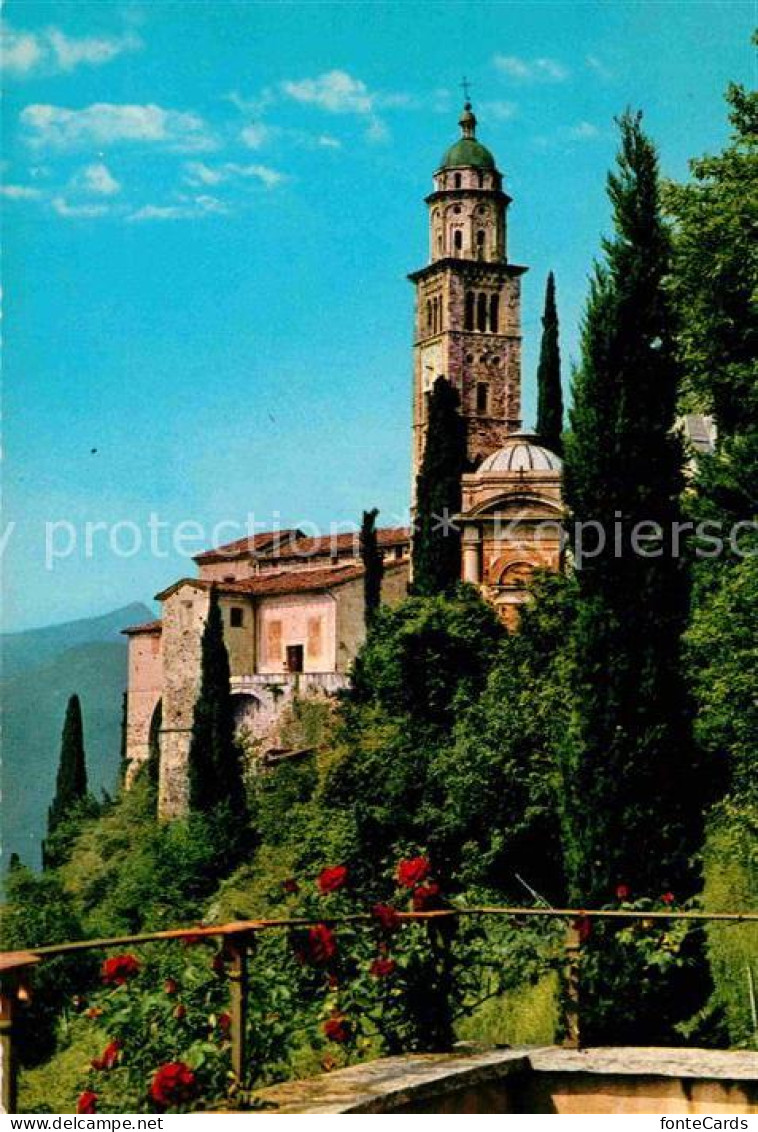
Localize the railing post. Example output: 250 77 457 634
228 935 250 1086
563 922 581 1050
0 985 18 1114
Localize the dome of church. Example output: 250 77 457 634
478 433 562 473
440 136 496 170
440 101 497 170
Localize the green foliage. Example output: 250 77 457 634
665 83 758 436
349 585 503 730
561 113 710 1042
687 551 758 802
535 271 564 455
437 573 573 900
47 695 88 838
359 508 384 626
57 779 246 935
1 865 93 1066
702 804 758 1047
577 894 714 1047
412 376 467 596
188 588 247 821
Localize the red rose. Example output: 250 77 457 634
218 1011 232 1035
660 891 675 905
307 923 338 965
412 882 441 912
173 1003 187 1021
77 1091 98 1114
575 915 592 943
615 884 631 902
101 954 140 985
149 1061 196 1110
91 1040 121 1071
164 978 179 996
397 856 430 888
372 903 401 932
317 865 348 894
282 878 300 894
322 1014 351 1044
369 957 397 979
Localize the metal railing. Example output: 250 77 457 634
2 905 756 1115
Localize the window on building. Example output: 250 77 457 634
453 229 462 255
286 644 304 673
477 170 484 187
477 292 488 332
490 294 500 333
454 173 462 188
476 229 486 259
476 383 489 414
464 291 475 330
229 606 244 628
426 299 432 332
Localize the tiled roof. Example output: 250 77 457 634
122 619 163 636
193 526 411 565
193 528 303 564
155 559 408 603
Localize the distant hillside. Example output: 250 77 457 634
1 603 152 681
1 604 153 867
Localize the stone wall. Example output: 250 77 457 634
158 582 210 820
123 629 163 782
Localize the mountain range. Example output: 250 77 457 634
1 603 153 868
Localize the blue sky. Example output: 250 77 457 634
3 0 755 631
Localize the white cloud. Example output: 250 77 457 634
184 161 286 190
479 99 518 121
47 29 141 71
128 195 228 222
2 22 141 76
493 55 569 83
184 161 225 187
1 184 42 200
2 27 44 73
240 122 270 149
280 69 393 142
76 162 121 195
586 54 613 80
567 121 600 141
52 196 109 218
282 70 374 114
315 134 341 150
21 103 215 151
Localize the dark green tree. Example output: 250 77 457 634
359 507 384 627
535 271 564 454
188 587 247 819
665 82 758 437
47 694 88 838
561 113 711 1042
412 377 467 596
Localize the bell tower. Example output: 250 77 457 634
409 100 527 483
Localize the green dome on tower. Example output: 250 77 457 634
439 101 497 170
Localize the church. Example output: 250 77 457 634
123 101 564 816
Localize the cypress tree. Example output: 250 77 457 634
188 587 247 818
561 112 710 1042
535 271 564 454
47 694 88 836
412 376 467 596
360 507 384 627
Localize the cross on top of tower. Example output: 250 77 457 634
460 75 473 103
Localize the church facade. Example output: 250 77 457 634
122 101 564 813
